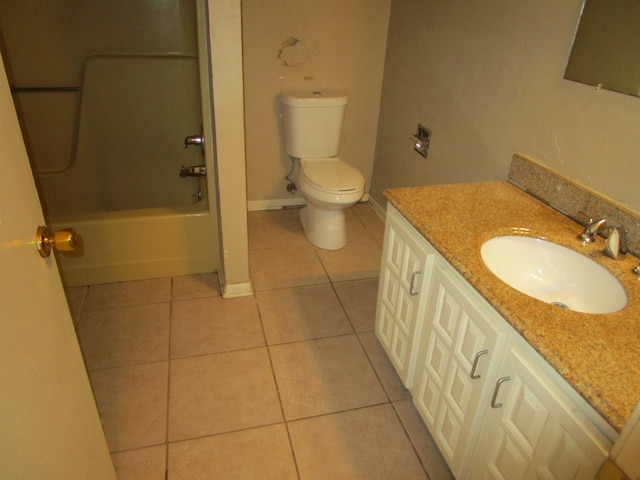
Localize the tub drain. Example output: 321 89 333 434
551 301 570 310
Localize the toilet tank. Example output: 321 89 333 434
279 89 348 158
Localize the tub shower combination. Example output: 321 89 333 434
20 56 217 286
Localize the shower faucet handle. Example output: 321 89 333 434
180 165 207 177
184 135 204 148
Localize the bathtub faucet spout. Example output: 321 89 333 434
180 165 207 177
184 135 204 148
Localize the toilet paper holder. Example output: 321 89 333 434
410 124 431 158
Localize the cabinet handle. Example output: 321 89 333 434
469 350 489 379
409 270 422 296
490 376 510 408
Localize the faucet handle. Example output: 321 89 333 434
576 211 593 225
576 211 596 244
604 227 623 259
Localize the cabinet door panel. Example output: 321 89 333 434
375 205 436 387
470 347 610 480
503 377 549 456
436 400 463 460
456 311 491 378
445 361 475 419
425 333 450 387
377 270 397 349
390 326 410 373
414 367 442 425
432 284 458 344
385 226 404 276
483 430 531 480
412 263 507 478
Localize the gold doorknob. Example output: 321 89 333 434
36 226 78 258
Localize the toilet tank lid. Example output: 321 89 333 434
279 89 348 107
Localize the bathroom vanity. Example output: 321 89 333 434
375 181 640 479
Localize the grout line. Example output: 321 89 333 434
84 208 445 477
255 299 303 479
389 400 433 479
164 277 175 476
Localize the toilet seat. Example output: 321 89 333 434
300 158 364 194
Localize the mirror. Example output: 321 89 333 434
564 0 640 97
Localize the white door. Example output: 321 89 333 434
0 54 115 479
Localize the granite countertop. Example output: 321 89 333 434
385 181 640 432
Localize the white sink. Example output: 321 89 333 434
481 236 626 314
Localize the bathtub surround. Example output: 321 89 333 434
0 0 226 288
52 207 216 287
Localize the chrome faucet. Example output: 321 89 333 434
184 135 204 148
577 212 628 259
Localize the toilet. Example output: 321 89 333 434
279 89 365 250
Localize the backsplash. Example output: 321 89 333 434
508 153 640 258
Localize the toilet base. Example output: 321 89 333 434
300 205 347 250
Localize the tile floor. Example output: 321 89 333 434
66 203 453 479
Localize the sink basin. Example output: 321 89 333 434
481 236 626 314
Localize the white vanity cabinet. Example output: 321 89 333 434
411 259 509 478
376 204 615 479
375 204 436 387
467 342 611 479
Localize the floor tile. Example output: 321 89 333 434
344 209 375 244
352 203 386 246
248 209 308 250
78 303 170 370
249 246 329 290
69 203 453 479
171 272 221 300
358 331 411 401
111 445 166 480
394 400 454 479
168 348 282 441
170 296 264 358
65 286 88 326
315 237 382 282
269 335 387 420
288 404 428 480
256 283 353 344
333 278 379 332
90 362 168 452
168 424 298 480
84 277 171 310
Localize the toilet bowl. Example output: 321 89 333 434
298 158 365 250
279 88 365 250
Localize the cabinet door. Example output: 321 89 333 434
375 205 435 387
468 346 611 480
411 262 508 478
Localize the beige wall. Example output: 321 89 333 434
371 0 640 214
209 0 251 296
242 0 391 204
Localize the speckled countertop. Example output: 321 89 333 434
385 181 640 433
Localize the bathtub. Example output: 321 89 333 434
51 204 218 287
24 55 219 286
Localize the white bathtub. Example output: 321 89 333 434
52 205 218 287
